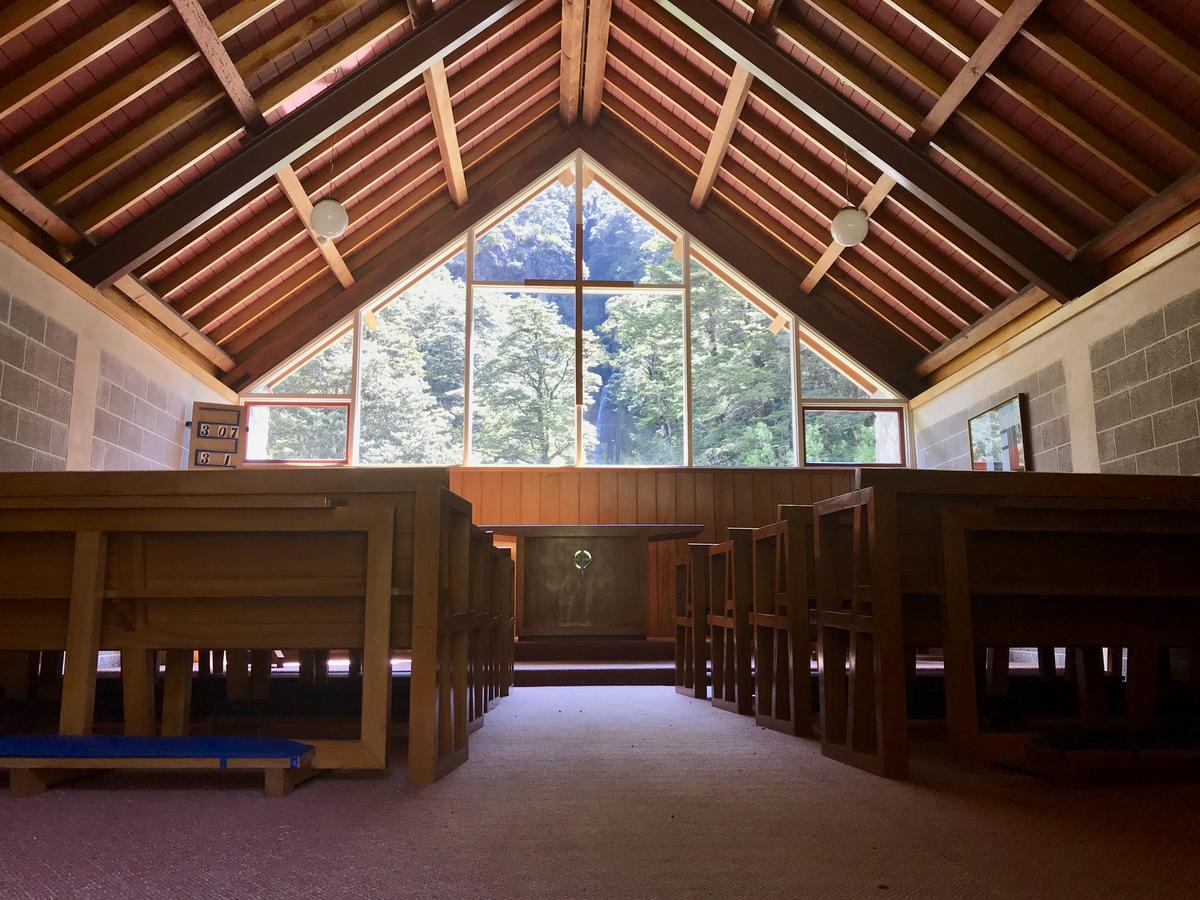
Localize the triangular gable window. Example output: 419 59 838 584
244 154 904 467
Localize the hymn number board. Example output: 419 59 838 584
188 402 246 470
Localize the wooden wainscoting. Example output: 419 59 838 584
448 467 855 639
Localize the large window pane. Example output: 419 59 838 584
582 179 681 283
799 343 869 399
803 409 902 465
473 181 576 281
269 330 352 394
584 293 684 465
359 254 465 464
471 291 579 465
246 405 348 461
689 259 795 466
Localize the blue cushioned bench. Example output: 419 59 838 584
0 735 317 798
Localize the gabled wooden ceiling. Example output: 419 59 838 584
1 0 1197 396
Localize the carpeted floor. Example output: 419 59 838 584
2 686 1199 899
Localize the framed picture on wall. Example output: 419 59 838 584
968 395 1030 472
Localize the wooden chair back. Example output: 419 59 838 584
673 543 715 699
707 528 754 715
750 505 814 737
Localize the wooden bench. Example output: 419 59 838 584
751 505 814 737
812 469 1200 778
939 499 1200 765
673 544 714 699
0 468 482 785
707 528 754 716
1 735 316 797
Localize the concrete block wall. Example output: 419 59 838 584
0 288 76 471
91 351 189 470
915 361 1071 472
1091 289 1200 475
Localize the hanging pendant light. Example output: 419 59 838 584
830 141 868 248
311 197 349 240
311 67 349 242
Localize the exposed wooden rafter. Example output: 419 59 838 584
750 2 783 29
690 65 753 209
582 0 613 126
169 0 354 289
0 0 73 46
424 61 470 206
0 162 235 372
409 1 469 207
67 0 524 291
656 0 1097 304
880 0 1170 197
800 0 1043 296
560 0 587 124
0 1 172 122
1079 0 1200 83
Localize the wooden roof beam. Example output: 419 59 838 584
582 0 613 126
1013 13 1200 160
408 1 469 208
751 2 784 29
3 0 289 176
560 0 587 124
801 0 1042 295
880 0 1169 197
424 61 470 206
1079 0 1200 84
798 0 1123 230
224 121 580 389
691 65 753 209
72 2 411 235
0 163 235 372
170 0 355 289
580 124 927 393
67 0 524 291
0 0 73 48
0 1 172 122
171 0 265 128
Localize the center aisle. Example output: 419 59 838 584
3 687 1199 898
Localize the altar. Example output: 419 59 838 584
482 524 704 638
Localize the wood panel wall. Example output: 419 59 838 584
448 467 856 639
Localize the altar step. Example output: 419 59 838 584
514 638 674 663
513 661 675 687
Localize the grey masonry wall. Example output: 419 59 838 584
91 350 188 470
1091 289 1200 476
0 287 76 471
916 360 1071 472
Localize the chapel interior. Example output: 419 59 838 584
1 1 1199 896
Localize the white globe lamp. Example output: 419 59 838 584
830 206 869 247
311 197 349 240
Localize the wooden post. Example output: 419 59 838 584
408 486 443 784
226 649 250 699
59 532 108 736
249 649 272 699
122 649 158 736
161 649 193 737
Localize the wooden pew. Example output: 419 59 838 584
751 506 814 737
0 468 477 786
673 544 715 699
939 500 1200 763
812 469 1200 778
707 528 754 716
